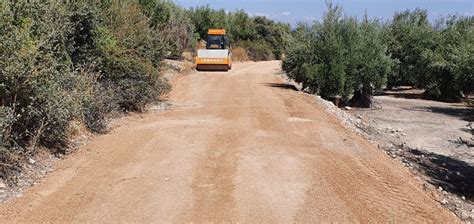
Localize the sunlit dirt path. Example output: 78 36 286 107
0 61 457 223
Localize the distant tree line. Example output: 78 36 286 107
283 4 473 107
140 1 292 60
186 5 292 60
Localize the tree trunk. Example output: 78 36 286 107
349 84 373 108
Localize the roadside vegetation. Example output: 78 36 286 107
0 1 173 182
283 4 473 107
0 1 290 184
2 0 470 189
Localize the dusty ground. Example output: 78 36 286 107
358 91 472 164
350 90 474 221
0 61 458 223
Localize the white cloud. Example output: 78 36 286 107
281 11 291 16
248 12 271 17
254 12 270 17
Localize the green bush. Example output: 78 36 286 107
141 0 196 58
0 1 79 148
101 54 169 111
0 107 15 146
0 1 172 182
81 78 118 133
253 16 291 59
0 145 20 183
236 40 274 61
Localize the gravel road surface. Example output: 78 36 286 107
0 61 457 223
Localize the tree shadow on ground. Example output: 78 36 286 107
376 92 425 100
377 87 467 104
416 106 474 122
376 87 425 99
406 148 474 201
264 83 299 91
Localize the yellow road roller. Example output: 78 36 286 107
196 28 232 71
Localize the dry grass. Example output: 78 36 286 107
232 47 249 62
181 51 194 62
197 40 206 49
181 61 195 73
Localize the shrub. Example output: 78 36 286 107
101 54 169 111
253 16 291 59
0 1 171 182
142 0 196 59
97 2 171 111
231 47 249 62
236 40 275 61
81 78 118 133
0 1 79 149
0 145 20 183
0 107 15 147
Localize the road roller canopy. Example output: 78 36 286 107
206 29 229 50
208 29 226 35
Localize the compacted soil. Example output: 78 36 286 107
0 61 458 223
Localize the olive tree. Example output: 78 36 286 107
348 17 393 107
283 4 393 107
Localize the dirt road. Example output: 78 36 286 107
0 61 457 223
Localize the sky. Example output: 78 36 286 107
176 0 474 25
